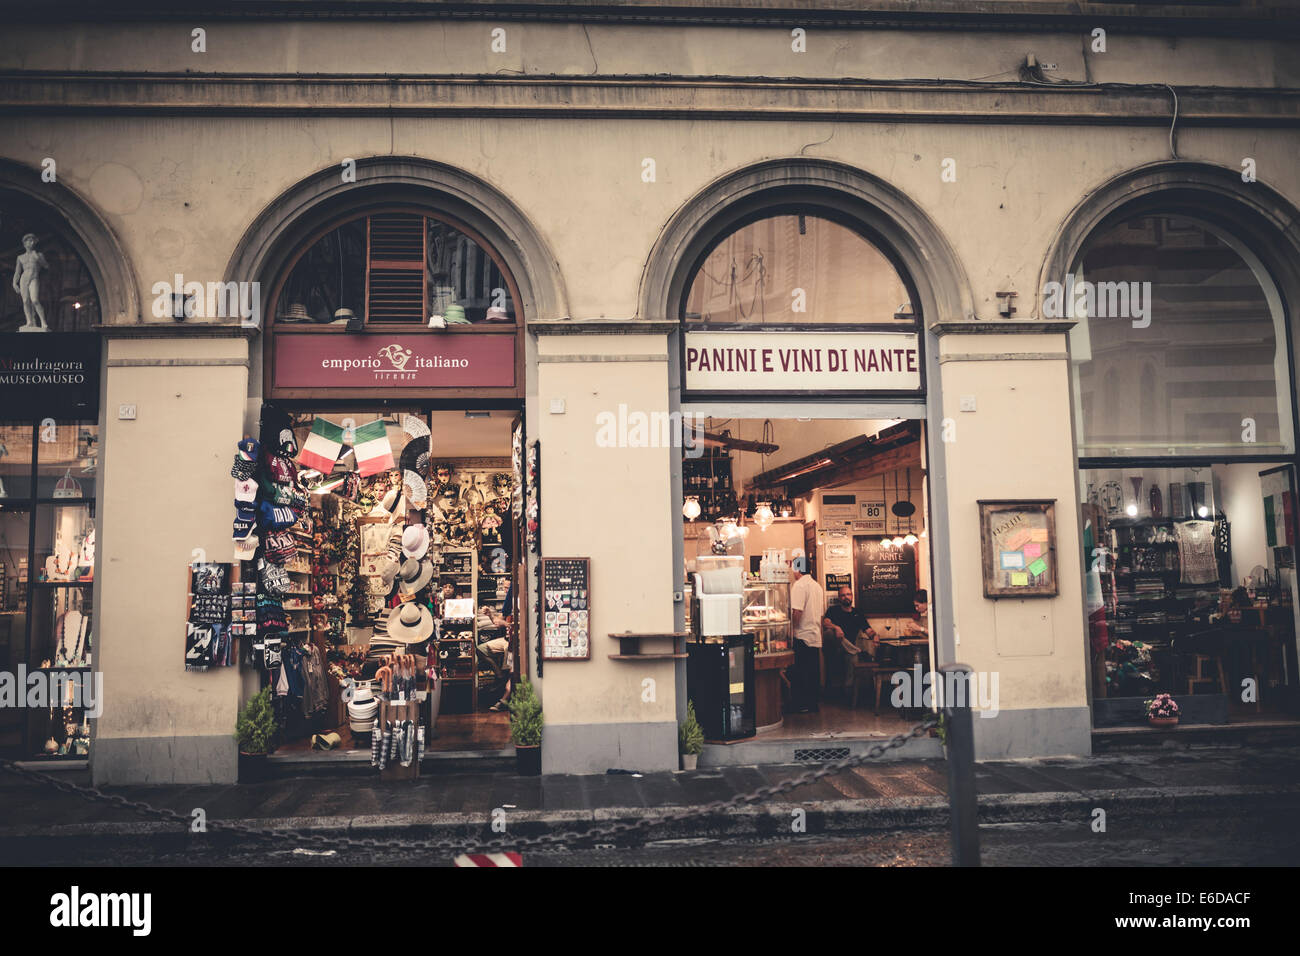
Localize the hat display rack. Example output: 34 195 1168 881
221 405 521 765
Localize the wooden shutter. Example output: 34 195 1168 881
365 214 426 324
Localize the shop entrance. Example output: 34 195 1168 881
680 413 938 761
258 407 525 763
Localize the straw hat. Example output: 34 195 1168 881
386 602 434 644
396 558 434 595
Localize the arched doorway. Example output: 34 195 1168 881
230 162 557 765
644 160 970 763
1055 164 1300 732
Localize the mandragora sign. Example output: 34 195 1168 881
684 331 921 393
0 332 101 417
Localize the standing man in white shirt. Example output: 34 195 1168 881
788 561 825 714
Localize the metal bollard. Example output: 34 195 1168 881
939 662 981 867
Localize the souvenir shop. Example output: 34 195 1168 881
212 403 524 764
190 203 533 767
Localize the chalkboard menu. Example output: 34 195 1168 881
852 537 917 612
541 557 590 660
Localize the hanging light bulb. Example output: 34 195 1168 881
779 498 792 518
904 533 919 545
753 500 774 531
683 496 701 521
880 537 892 549
892 535 905 548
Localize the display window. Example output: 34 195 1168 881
235 406 523 762
275 212 516 328
0 419 98 760
1082 464 1300 723
681 416 934 743
1070 214 1294 458
684 214 912 328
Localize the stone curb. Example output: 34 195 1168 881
2 783 1297 857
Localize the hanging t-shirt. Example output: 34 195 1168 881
1175 520 1218 585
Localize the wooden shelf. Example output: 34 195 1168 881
607 631 689 660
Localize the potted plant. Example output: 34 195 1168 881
508 678 543 775
1145 693 1181 728
234 687 277 782
679 700 704 770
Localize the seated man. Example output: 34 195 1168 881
822 585 877 698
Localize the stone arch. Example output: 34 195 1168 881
638 157 974 328
224 156 569 327
1040 161 1300 328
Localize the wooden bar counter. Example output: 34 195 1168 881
755 651 794 730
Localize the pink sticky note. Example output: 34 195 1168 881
1023 543 1042 559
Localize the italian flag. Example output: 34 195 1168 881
298 418 344 472
354 419 395 476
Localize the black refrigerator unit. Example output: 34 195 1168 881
686 635 756 741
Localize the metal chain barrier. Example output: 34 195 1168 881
1 712 937 856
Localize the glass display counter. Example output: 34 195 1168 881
743 579 793 730
743 580 790 655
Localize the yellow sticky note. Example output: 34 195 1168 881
1011 572 1030 586
1029 528 1049 543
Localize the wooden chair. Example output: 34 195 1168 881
1177 627 1231 699
1185 653 1228 696
850 660 889 713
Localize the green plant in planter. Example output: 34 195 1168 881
508 678 543 747
234 687 278 755
679 700 704 756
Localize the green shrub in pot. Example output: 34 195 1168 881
508 678 543 747
235 687 277 755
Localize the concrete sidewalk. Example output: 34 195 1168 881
3 743 1299 861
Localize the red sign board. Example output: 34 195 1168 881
274 333 515 389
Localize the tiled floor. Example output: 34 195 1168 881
774 700 915 741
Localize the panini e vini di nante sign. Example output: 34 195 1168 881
684 331 921 392
274 333 515 389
